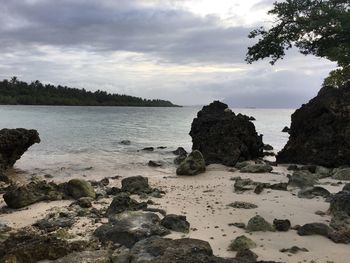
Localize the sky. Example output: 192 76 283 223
0 0 337 107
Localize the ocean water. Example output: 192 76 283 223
0 106 294 179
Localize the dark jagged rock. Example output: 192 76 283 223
105 192 147 216
76 197 93 208
270 182 288 191
173 147 187 156
332 168 350 180
0 228 93 263
0 128 40 172
329 190 350 216
280 246 308 254
263 144 273 151
53 250 111 263
94 211 170 248
148 160 163 167
176 150 206 176
121 176 151 194
240 164 273 173
235 249 258 262
277 83 350 167
3 181 64 209
228 201 258 209
65 179 96 199
273 219 291 232
190 101 263 166
343 183 350 191
161 214 190 233
33 213 76 232
281 126 290 133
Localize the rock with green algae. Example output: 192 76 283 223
246 215 274 232
65 179 96 199
228 235 256 251
176 150 206 176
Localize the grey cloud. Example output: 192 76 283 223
0 0 250 64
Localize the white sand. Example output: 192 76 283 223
1 164 349 263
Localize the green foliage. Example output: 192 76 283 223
0 78 179 107
246 0 350 86
323 65 350 87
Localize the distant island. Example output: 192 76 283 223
0 77 180 107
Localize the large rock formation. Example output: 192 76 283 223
190 101 263 166
277 83 350 167
0 128 40 171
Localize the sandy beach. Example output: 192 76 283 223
1 163 349 263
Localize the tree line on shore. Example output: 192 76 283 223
0 77 179 107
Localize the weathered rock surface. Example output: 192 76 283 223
246 215 274 232
228 235 256 251
273 219 291 232
332 168 350 180
190 101 263 166
297 223 332 237
53 250 111 263
121 176 151 194
288 170 317 188
105 192 147 216
176 150 206 176
33 213 76 232
329 190 350 216
94 211 170 248
160 214 190 233
0 128 40 172
277 83 350 167
65 179 96 199
228 201 258 209
0 228 93 263
3 181 63 209
298 187 331 199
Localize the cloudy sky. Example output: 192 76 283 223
0 0 336 107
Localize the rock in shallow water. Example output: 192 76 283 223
0 128 40 172
190 101 263 166
176 150 206 176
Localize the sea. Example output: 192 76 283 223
0 106 294 180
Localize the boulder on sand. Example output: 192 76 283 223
176 150 206 176
277 83 350 167
190 101 263 166
0 128 40 171
121 176 151 194
65 179 96 199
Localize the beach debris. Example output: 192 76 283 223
160 214 190 233
240 164 273 173
280 246 309 254
65 179 96 199
228 235 256 251
176 150 206 176
0 128 40 172
94 211 170 248
228 201 258 209
189 101 263 166
276 82 350 167
246 215 274 232
297 186 330 199
273 219 291 232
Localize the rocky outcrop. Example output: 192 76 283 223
3 181 64 209
190 101 263 166
277 83 350 167
176 150 206 176
0 128 40 171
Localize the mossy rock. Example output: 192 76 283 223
66 179 96 199
246 215 274 232
228 235 256 251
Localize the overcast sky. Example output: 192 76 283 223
0 0 336 107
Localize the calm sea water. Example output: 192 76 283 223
0 106 294 179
